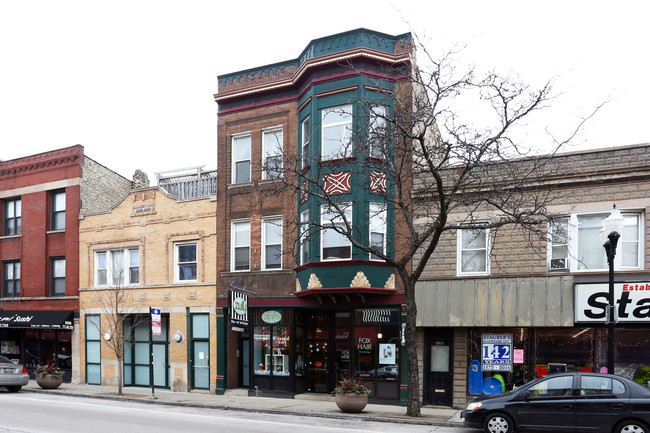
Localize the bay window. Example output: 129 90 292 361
321 105 352 160
369 202 387 260
321 203 352 260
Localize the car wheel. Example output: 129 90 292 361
483 413 514 433
7 386 21 393
615 420 649 433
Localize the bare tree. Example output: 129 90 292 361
262 36 601 416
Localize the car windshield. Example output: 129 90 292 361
0 355 14 364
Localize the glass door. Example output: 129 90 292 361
191 314 210 389
306 313 330 392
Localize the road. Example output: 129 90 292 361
0 392 479 433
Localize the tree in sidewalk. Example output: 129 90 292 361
261 37 601 416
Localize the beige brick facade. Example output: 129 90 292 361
78 187 217 391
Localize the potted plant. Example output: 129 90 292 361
35 362 64 389
332 377 371 413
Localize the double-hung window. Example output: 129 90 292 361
321 105 352 160
232 134 251 184
175 242 198 282
51 258 66 296
301 117 310 169
300 210 309 265
262 217 282 270
51 190 66 231
369 203 387 260
549 218 569 270
2 261 20 297
321 203 352 260
368 106 387 159
3 198 21 236
263 128 283 179
457 226 490 275
95 249 140 286
231 221 251 271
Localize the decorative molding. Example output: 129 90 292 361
350 271 371 288
307 273 323 289
323 171 351 195
370 171 387 193
296 279 302 292
384 274 395 289
315 85 358 98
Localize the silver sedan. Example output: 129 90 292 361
0 355 30 392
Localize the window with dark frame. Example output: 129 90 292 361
2 261 20 297
3 198 21 236
51 257 65 296
51 190 66 231
176 243 197 281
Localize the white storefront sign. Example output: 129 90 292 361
575 283 650 323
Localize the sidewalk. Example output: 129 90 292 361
21 381 464 427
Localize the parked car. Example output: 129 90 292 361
0 355 30 392
462 372 650 433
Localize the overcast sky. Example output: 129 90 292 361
1 0 648 182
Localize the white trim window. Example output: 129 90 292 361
300 209 309 265
263 127 283 179
321 203 352 260
95 248 140 287
368 105 387 159
3 198 21 236
175 242 198 282
301 117 310 169
262 217 282 270
231 221 251 271
457 226 490 275
232 133 251 184
51 190 66 231
548 218 569 270
321 104 352 160
567 211 643 271
369 202 387 260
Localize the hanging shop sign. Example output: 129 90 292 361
481 333 512 372
575 283 650 323
261 310 282 324
230 291 249 327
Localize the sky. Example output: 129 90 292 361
1 0 648 182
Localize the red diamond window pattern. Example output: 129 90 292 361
370 171 386 193
322 171 351 195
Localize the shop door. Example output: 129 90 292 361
190 314 210 390
306 313 330 393
425 329 452 406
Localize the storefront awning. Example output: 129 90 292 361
0 311 74 330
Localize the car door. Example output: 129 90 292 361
516 374 577 431
574 375 629 433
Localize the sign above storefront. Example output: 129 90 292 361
230 291 249 327
261 310 281 324
0 311 73 330
575 283 650 323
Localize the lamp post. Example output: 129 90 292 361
599 205 625 375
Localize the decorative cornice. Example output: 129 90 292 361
0 145 83 177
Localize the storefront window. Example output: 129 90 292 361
469 328 530 391
535 328 593 376
252 308 289 376
353 309 400 381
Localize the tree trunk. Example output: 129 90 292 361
402 273 421 416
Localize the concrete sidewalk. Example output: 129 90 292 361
21 381 464 427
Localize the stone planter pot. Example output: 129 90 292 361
335 393 368 413
36 374 63 389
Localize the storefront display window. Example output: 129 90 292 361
252 308 289 376
353 309 400 381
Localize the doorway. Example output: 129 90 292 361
190 314 210 389
305 313 330 392
424 328 453 406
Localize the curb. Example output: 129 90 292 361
21 388 464 428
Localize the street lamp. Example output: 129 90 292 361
599 205 625 374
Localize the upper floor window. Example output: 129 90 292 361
232 134 251 184
321 105 352 160
51 257 66 296
175 242 197 282
3 198 21 236
553 211 643 272
301 117 310 169
263 127 283 179
321 203 352 260
262 217 282 270
369 203 387 260
300 210 309 266
457 226 490 275
231 221 251 271
95 249 140 287
2 261 20 298
369 106 387 159
51 190 66 231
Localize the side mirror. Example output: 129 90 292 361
521 390 532 400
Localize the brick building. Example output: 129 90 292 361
78 170 217 391
415 143 650 408
214 29 413 404
0 145 130 381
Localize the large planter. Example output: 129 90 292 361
36 374 63 389
335 393 368 413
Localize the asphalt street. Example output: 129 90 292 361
0 393 479 433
